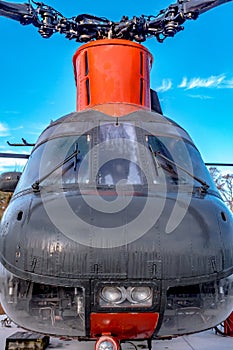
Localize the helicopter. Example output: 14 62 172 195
0 171 22 192
0 0 233 349
0 145 30 192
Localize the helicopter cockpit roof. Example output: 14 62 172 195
35 109 193 150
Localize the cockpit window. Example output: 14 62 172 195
15 135 90 193
14 126 218 194
96 123 144 185
97 158 142 185
147 135 217 191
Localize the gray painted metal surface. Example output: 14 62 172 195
1 109 233 339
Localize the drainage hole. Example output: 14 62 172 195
17 211 23 221
221 211 227 222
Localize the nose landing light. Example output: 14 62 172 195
95 336 120 350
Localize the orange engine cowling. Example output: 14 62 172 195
73 39 153 116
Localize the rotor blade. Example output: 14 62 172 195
0 1 33 22
184 0 232 15
0 153 29 159
205 163 233 166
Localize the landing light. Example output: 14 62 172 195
95 336 119 350
101 286 126 304
129 286 152 303
98 341 115 350
99 285 153 307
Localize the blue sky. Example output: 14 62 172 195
0 0 232 173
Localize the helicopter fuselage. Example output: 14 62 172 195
0 34 233 348
1 108 233 340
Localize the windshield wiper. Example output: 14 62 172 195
152 150 209 191
149 145 159 176
32 145 80 192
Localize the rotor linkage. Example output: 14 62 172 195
0 0 231 42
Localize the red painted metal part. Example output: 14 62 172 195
90 312 159 340
224 312 233 336
73 39 153 116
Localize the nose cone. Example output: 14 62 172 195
0 190 228 284
0 191 150 283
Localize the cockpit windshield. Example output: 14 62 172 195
96 123 144 185
15 135 90 193
147 135 217 191
14 122 218 194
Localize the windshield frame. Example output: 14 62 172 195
13 125 220 198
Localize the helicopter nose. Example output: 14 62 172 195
0 190 231 283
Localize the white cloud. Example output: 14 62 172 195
178 77 188 88
219 78 233 89
156 79 172 92
187 75 225 89
178 74 233 90
3 110 20 115
11 125 24 131
0 123 9 137
0 157 27 173
156 75 233 93
187 94 213 100
0 149 29 172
